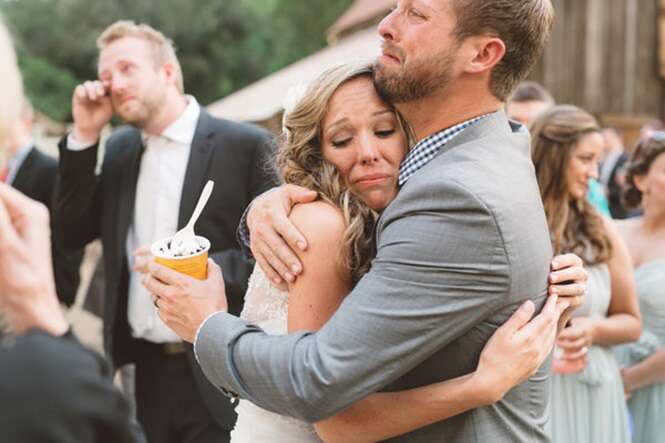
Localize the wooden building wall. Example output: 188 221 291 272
529 0 665 144
660 0 665 78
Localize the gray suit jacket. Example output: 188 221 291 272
195 111 553 442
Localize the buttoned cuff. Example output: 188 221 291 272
66 133 97 151
194 311 264 402
193 310 226 364
193 310 242 402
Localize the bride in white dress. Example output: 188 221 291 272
230 63 575 442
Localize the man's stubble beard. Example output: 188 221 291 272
374 46 458 104
114 90 164 130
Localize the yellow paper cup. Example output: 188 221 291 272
151 236 211 280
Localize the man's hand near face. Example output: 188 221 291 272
143 260 228 343
71 80 113 145
0 184 68 336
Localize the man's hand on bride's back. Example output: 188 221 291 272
247 184 317 289
473 294 569 404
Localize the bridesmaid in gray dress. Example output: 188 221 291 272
530 105 643 443
616 133 665 443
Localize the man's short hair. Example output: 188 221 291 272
97 20 184 93
452 0 554 101
509 81 555 105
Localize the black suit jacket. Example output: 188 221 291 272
53 109 277 430
11 147 83 307
0 331 139 442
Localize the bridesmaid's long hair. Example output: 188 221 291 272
530 105 612 264
278 62 410 283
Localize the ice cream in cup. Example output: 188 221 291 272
151 235 211 280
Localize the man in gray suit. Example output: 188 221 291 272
145 1 586 441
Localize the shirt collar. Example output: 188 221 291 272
144 95 200 145
398 113 493 186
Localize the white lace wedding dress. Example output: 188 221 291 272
229 266 323 442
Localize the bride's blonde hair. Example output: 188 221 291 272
278 62 409 283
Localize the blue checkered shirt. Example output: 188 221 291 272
398 114 490 186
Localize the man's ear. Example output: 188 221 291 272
633 174 647 193
162 62 177 85
463 37 506 75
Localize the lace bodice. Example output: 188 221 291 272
231 265 321 443
239 265 289 334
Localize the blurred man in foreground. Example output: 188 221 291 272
3 99 83 308
0 17 138 442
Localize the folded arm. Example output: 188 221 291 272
622 347 665 394
313 297 563 443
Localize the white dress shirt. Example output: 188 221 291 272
69 96 201 343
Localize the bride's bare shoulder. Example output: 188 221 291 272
289 200 346 252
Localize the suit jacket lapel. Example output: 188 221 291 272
178 110 216 228
115 130 144 265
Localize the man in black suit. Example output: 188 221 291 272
52 21 276 443
3 100 83 308
0 184 140 443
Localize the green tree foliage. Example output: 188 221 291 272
18 51 79 121
1 0 355 121
252 0 354 72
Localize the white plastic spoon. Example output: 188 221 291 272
170 180 215 254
